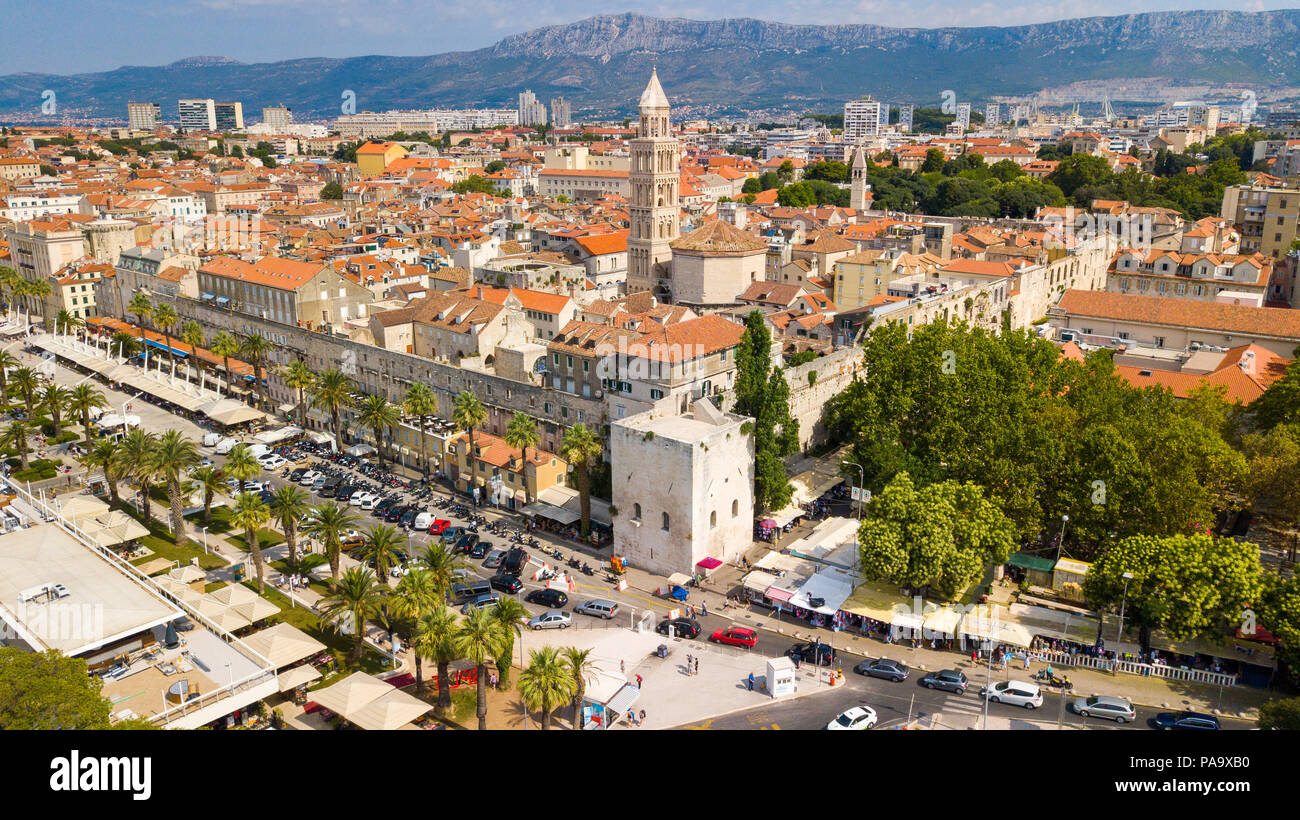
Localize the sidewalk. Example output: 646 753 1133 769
615 548 1270 721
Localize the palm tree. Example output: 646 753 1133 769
239 333 274 410
150 429 198 545
281 359 315 425
127 292 153 353
190 465 224 524
311 368 353 453
55 309 83 336
518 647 577 730
8 367 39 416
358 523 405 579
390 568 439 692
223 443 261 493
152 303 178 365
0 266 19 317
120 429 159 523
304 501 360 582
230 492 271 592
210 331 240 396
560 423 603 537
67 383 107 446
413 606 460 711
1 420 34 471
318 566 388 662
505 411 540 470
402 383 437 478
38 383 72 437
454 607 506 731
269 484 310 564
0 349 17 394
355 394 399 467
453 390 488 463
181 320 204 362
112 331 141 360
85 438 123 503
562 646 598 730
491 597 530 690
419 541 467 601
21 279 51 329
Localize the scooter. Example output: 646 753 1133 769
580 563 594 576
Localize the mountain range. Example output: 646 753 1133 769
2 10 1298 120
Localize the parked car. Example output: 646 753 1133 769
786 642 837 666
1072 695 1136 724
349 491 375 507
470 540 492 559
414 511 435 531
289 467 307 482
574 599 619 619
980 680 1043 709
460 593 502 615
527 610 572 630
709 627 758 648
1151 711 1220 730
384 504 409 523
656 618 701 638
920 669 969 694
826 706 877 731
482 549 507 569
428 519 451 536
400 508 419 528
454 533 480 554
488 574 523 594
525 588 568 608
298 470 321 486
361 494 382 511
440 526 464 543
854 658 910 682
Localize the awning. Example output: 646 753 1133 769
255 425 304 444
215 296 230 305
143 337 188 357
787 568 854 616
768 504 803 529
244 622 328 669
1007 552 1055 573
306 431 334 445
604 682 641 716
743 571 777 595
520 501 580 526
766 587 795 603
345 443 376 457
201 292 216 301
277 664 322 692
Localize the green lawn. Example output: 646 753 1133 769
228 528 283 552
118 504 226 571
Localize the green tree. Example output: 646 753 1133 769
223 443 262 493
562 646 598 730
559 423 602 537
1241 423 1300 526
320 181 343 200
358 523 405 579
39 383 72 436
152 302 178 362
452 175 496 195
455 608 507 730
120 430 159 523
504 411 540 466
1259 573 1300 685
209 331 240 395
1248 358 1300 431
355 393 399 467
239 333 274 411
452 389 487 460
412 605 459 710
191 465 224 525
733 311 798 513
304 501 360 582
281 359 316 426
8 367 39 415
1084 533 1262 653
491 596 530 689
231 492 272 591
311 369 353 452
1257 697 1300 730
269 484 311 563
857 473 1015 599
318 566 388 662
127 291 153 351
85 439 123 504
419 541 467 601
403 383 438 478
1 420 34 471
390 568 440 692
150 428 198 545
920 148 946 174
518 647 576 729
0 648 120 729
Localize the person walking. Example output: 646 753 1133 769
620 659 625 674
635 674 642 688
747 672 755 691
693 657 699 676
702 601 708 617
1023 653 1031 670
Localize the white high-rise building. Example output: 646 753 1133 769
550 97 572 128
213 101 244 132
985 103 1000 127
518 90 547 126
627 69 679 297
898 103 915 133
955 102 971 132
178 98 217 132
262 106 292 131
127 102 161 130
843 96 886 142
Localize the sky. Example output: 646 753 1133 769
0 0 1290 75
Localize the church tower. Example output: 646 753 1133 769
627 69 680 297
850 144 868 211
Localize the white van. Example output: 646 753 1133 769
202 432 222 448
414 511 434 531
246 443 270 459
214 437 239 455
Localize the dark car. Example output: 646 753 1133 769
440 526 464 544
501 547 528 576
488 574 524 594
374 498 398 516
319 478 342 496
655 617 701 638
289 467 307 482
920 669 969 694
400 507 419 528
469 539 492 559
384 504 409 523
786 642 837 666
454 533 480 555
335 485 357 502
1152 711 1221 731
525 588 568 608
854 658 910 682
258 489 275 504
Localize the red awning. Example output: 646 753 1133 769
766 587 795 603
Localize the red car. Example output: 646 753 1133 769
428 519 451 535
709 627 758 648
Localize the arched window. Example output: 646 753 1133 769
710 510 717 528
633 503 642 520
661 512 670 531
731 499 738 517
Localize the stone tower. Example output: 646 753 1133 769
627 69 680 297
850 144 868 211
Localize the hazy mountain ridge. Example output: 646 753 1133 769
2 10 1297 119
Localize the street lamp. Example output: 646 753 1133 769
201 526 209 555
843 461 865 520
1116 571 1134 641
1056 514 1069 561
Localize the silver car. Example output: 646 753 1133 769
527 610 572 630
482 549 507 569
1072 695 1135 723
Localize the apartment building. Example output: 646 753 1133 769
843 96 886 142
334 108 518 139
409 291 515 362
546 321 643 400
0 157 41 181
197 256 373 329
0 191 81 221
1221 181 1300 261
445 430 568 509
603 314 746 420
1108 249 1275 307
537 168 630 200
127 102 161 130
